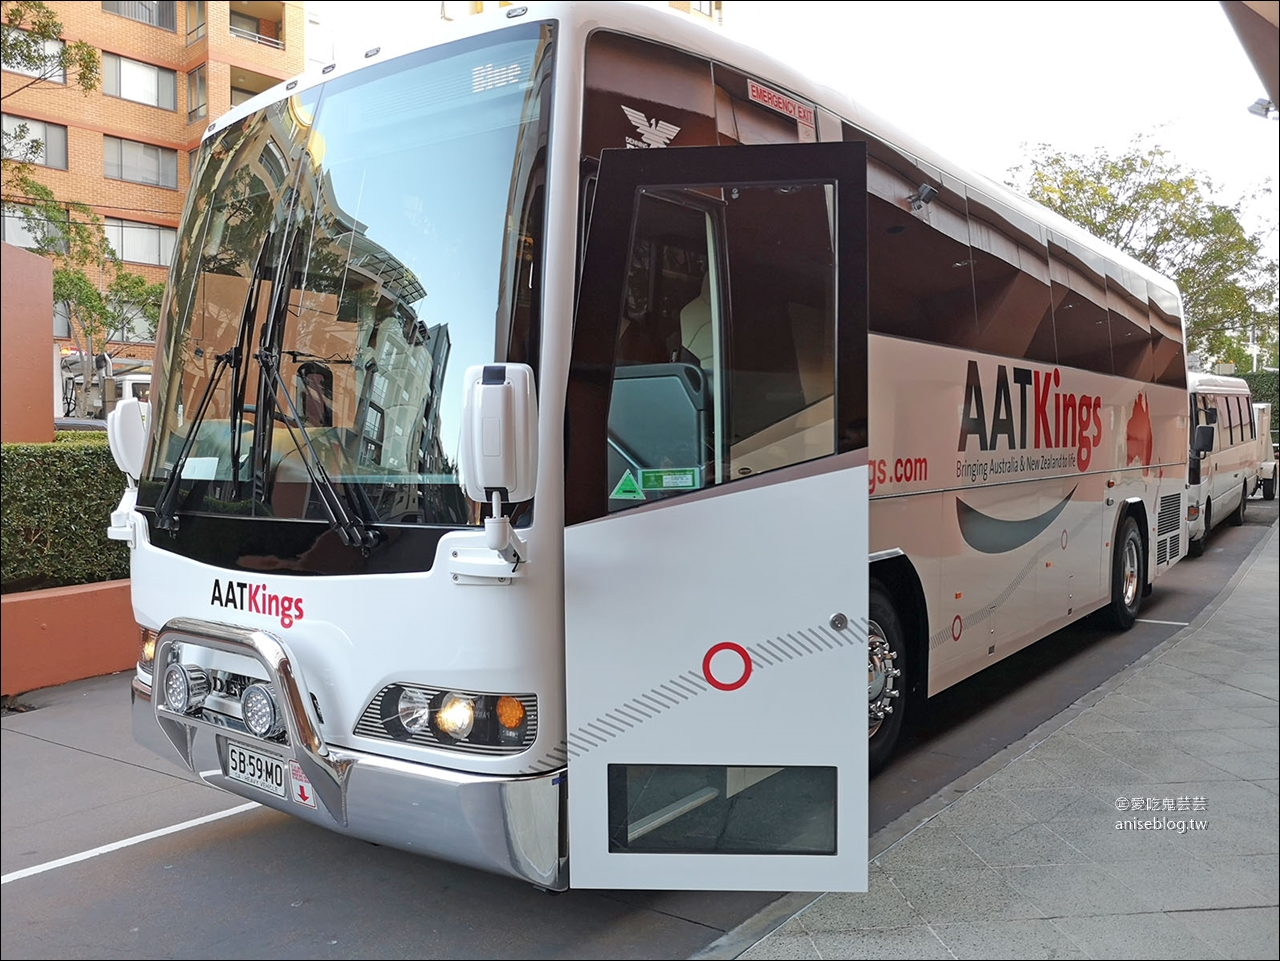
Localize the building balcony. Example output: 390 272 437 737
229 1 285 50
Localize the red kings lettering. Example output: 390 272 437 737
957 360 1103 472
210 580 306 629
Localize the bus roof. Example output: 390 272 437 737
201 1 1181 315
1187 372 1254 394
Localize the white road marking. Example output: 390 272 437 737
1 802 259 885
1136 618 1191 626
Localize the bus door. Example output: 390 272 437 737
563 142 869 891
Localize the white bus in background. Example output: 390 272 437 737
1253 401 1276 501
1186 372 1261 555
108 2 1191 894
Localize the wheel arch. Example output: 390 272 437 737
870 553 929 705
1111 498 1149 591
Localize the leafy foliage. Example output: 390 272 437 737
0 0 100 99
1009 137 1278 370
1242 370 1279 418
0 441 129 594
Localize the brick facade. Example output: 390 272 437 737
2 1 306 353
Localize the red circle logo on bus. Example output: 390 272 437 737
951 615 963 642
703 642 752 691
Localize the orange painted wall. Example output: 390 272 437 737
1 243 55 443
1 580 137 696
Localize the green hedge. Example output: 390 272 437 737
1 441 129 594
1242 370 1278 416
54 430 109 444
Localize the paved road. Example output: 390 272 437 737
2 496 1274 960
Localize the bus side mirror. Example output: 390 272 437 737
1192 424 1214 457
106 397 150 484
460 364 538 565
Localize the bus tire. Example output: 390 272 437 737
868 581 907 775
1108 516 1143 630
1265 474 1276 501
1230 484 1246 526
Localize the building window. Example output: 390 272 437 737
104 136 178 188
104 217 177 266
54 300 72 337
692 1 713 16
103 53 177 109
186 1 206 42
187 64 207 122
2 114 69 169
1 29 66 83
1 204 68 250
230 86 254 107
102 2 177 31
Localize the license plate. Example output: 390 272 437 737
226 742 287 797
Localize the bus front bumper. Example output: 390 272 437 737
131 620 567 891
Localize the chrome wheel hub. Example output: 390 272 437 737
1122 538 1140 608
868 620 900 737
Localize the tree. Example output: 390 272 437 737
5 166 165 415
1009 136 1278 370
1 0 99 100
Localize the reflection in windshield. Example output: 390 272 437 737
143 23 553 530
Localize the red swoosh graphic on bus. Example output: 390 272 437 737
956 486 1077 554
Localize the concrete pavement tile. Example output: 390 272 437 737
995 786 1117 822
1257 779 1279 795
807 925 953 960
873 818 986 873
1050 911 1227 959
794 869 923 931
948 823 1090 868
1207 854 1280 903
1202 749 1280 781
1049 813 1200 862
930 919 1087 960
1060 710 1131 735
1189 687 1280 709
936 784 1037 835
1114 707 1272 732
1233 706 1280 723
996 863 1165 917
1092 857 1271 911
1092 692 1168 714
1227 672 1280 700
1226 727 1280 750
1171 907 1280 961
1166 729 1271 757
881 866 1046 924
737 929 822 960
980 757 1072 792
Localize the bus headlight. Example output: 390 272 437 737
163 663 209 714
242 683 284 739
434 693 475 740
396 687 433 733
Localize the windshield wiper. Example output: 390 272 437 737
154 346 239 533
255 347 380 550
252 232 380 551
154 231 276 532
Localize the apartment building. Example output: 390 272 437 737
2 1 306 355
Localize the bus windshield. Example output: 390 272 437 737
142 22 553 529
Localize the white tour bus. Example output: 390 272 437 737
1185 372 1262 554
109 2 1190 893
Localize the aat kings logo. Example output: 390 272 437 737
621 105 681 148
957 360 1103 472
211 579 305 629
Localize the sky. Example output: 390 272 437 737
306 0 1278 248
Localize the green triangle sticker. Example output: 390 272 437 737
609 470 646 500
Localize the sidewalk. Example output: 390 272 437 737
719 524 1279 961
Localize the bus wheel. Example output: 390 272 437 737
1230 484 1246 526
1108 516 1143 630
1265 473 1276 501
868 582 906 774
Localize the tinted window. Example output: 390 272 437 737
1049 239 1112 374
